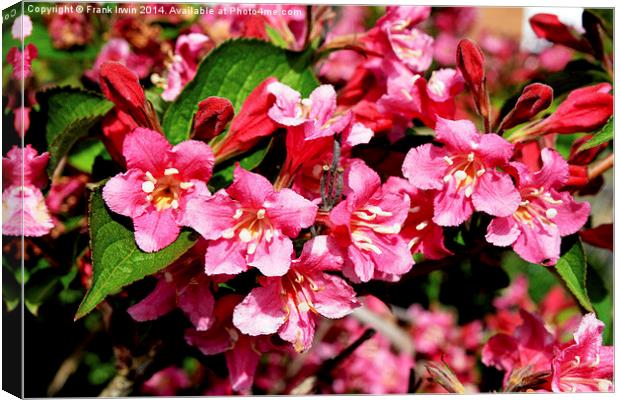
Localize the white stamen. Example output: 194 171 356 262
142 181 155 193
545 208 558 219
598 379 612 392
476 168 486 177
519 200 530 207
222 229 235 239
239 229 253 242
297 302 310 313
179 182 194 190
233 209 243 220
247 242 257 255
592 354 601 367
410 206 421 213
443 174 452 183
408 237 420 249
573 355 581 367
354 211 376 221
443 156 454 166
373 224 401 234
171 199 179 209
301 98 312 107
264 229 273 242
146 195 153 201
366 205 392 217
467 152 475 162
145 171 155 181
164 168 179 176
415 221 428 231
256 208 266 219
464 186 473 198
470 141 479 149
454 170 467 181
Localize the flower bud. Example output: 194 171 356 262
498 83 553 132
456 39 485 89
99 61 146 111
529 13 591 53
192 97 234 141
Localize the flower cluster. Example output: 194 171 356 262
4 4 613 396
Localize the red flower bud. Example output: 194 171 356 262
456 39 490 128
568 134 609 166
99 61 146 111
535 83 613 135
579 224 613 250
498 83 553 132
192 97 235 141
213 77 279 162
456 39 485 89
529 13 591 53
101 109 139 166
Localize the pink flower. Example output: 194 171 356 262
182 165 317 276
161 33 211 101
185 295 269 393
485 149 590 265
46 7 94 49
85 38 151 82
261 5 307 50
142 366 191 396
551 313 613 392
11 15 33 41
2 145 53 237
402 117 520 226
233 236 359 352
387 177 451 260
326 160 411 282
102 128 214 252
6 43 38 80
482 310 555 385
267 82 351 140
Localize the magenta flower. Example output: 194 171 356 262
402 117 520 226
85 38 151 82
6 43 38 80
551 313 613 392
485 149 590 265
326 160 412 282
182 165 317 276
267 82 351 140
232 236 359 352
2 145 54 237
102 128 214 252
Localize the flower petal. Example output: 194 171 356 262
181 190 238 240
486 217 520 247
232 282 287 336
127 278 177 321
102 170 148 218
472 170 520 217
204 238 249 275
248 234 293 277
402 143 448 190
228 165 274 209
312 273 359 318
133 208 180 252
123 128 171 174
170 140 215 182
225 335 260 393
267 188 317 237
178 278 215 331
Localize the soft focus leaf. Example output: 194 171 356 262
67 140 107 174
162 38 318 144
554 239 593 312
24 268 61 316
75 187 197 319
501 251 557 303
578 117 613 151
44 87 114 176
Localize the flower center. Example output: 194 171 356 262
141 168 194 212
513 186 563 227
442 151 486 198
282 270 322 317
350 205 401 254
221 207 276 255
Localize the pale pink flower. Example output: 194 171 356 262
85 39 151 81
233 236 359 352
485 148 590 265
181 165 317 276
402 117 520 226
142 366 192 396
551 313 613 392
11 15 33 41
102 128 214 252
267 82 352 140
326 160 412 282
161 33 211 101
6 43 38 80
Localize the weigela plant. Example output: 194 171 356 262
3 4 614 396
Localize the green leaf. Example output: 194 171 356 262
578 117 613 151
75 187 197 319
265 25 289 48
68 140 107 174
44 87 114 176
210 138 273 190
162 38 318 144
501 251 557 303
24 268 61 316
554 240 594 312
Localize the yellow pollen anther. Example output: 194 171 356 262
142 181 155 193
164 168 179 176
256 209 266 219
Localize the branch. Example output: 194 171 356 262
588 153 614 180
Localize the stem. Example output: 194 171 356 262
588 153 614 180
